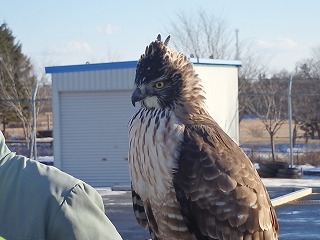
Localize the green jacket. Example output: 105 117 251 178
0 131 122 240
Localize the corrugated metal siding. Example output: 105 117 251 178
53 68 136 91
194 65 239 143
59 90 136 187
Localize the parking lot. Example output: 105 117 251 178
276 193 320 240
99 183 320 240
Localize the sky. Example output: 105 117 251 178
1 0 320 74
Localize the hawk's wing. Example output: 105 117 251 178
173 124 279 240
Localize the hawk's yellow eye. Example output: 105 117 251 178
155 81 165 89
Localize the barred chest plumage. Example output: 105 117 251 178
128 107 184 201
128 107 197 239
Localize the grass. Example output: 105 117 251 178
240 119 319 145
294 151 320 166
241 119 320 166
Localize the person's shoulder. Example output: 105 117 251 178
33 160 93 200
38 162 82 189
7 155 86 201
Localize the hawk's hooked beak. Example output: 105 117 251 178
131 87 144 107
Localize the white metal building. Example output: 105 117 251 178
45 59 241 187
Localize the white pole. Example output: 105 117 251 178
288 75 293 167
30 82 38 160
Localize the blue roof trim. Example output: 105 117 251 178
45 60 138 74
45 58 241 74
190 58 242 67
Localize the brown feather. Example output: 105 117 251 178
174 122 279 239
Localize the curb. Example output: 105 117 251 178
271 188 312 207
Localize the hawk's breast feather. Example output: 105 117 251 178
128 107 184 200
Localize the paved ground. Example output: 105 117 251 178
101 190 150 240
276 193 320 240
99 179 320 240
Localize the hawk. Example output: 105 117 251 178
128 34 279 240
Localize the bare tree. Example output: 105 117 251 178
293 60 320 140
0 23 37 154
0 52 37 147
246 77 288 161
167 9 234 59
238 42 269 119
32 62 52 115
0 103 17 137
312 45 320 61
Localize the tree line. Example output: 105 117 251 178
239 65 320 161
0 23 50 157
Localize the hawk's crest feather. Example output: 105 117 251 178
134 34 207 117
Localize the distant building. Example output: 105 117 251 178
45 59 241 187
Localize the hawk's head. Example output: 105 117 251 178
131 34 205 111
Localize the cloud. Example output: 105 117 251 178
256 37 304 51
97 23 120 35
49 41 92 54
67 41 92 53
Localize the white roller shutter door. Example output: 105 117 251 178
59 90 136 187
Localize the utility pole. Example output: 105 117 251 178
235 29 239 60
288 75 293 167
